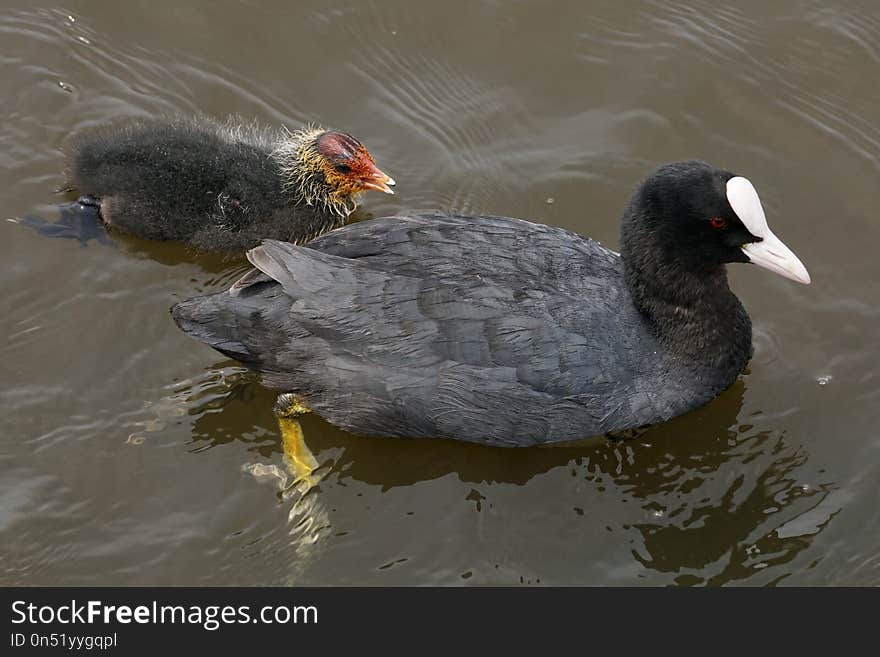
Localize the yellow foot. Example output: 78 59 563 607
275 393 320 492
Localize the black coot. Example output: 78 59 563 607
46 117 394 253
172 161 810 447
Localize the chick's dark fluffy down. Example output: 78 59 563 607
68 118 334 252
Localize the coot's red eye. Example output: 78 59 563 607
710 217 727 229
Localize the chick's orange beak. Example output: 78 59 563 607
358 161 396 195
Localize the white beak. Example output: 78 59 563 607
741 231 811 284
727 176 811 285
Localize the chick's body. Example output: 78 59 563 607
67 117 392 253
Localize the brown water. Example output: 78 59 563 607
1 0 878 586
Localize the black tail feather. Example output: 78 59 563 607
171 295 258 365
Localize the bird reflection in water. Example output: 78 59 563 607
140 364 332 575
166 363 834 585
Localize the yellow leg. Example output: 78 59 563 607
275 393 320 491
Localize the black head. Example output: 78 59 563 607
621 160 810 284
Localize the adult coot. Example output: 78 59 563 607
53 117 394 252
172 160 810 451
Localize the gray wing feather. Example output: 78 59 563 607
176 215 661 445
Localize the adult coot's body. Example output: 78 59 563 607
61 117 394 253
172 161 810 447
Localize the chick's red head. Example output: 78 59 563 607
315 131 395 196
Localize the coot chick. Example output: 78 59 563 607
172 161 810 448
60 117 394 252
